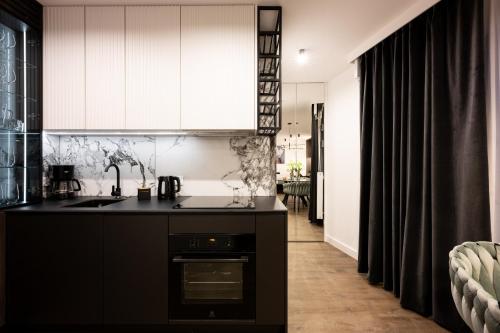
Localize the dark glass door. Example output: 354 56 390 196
0 7 41 208
169 254 256 321
183 259 245 303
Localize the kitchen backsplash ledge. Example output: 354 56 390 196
43 134 276 197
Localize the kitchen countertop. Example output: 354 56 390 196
5 196 287 214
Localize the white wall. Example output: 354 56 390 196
324 64 360 259
486 0 500 242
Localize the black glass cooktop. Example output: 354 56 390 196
173 196 255 209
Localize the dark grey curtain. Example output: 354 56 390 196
357 0 491 331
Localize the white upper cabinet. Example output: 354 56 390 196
125 6 180 130
180 6 256 130
43 5 256 132
85 6 125 130
43 7 86 130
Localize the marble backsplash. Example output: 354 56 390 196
43 134 276 197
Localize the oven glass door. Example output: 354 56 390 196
182 259 244 303
169 254 255 321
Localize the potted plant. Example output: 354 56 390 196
287 161 303 180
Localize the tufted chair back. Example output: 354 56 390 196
282 182 297 195
283 181 310 197
449 242 500 333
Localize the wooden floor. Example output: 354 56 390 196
284 195 448 331
288 242 449 333
284 197 324 242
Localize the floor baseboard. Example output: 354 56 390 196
324 234 358 260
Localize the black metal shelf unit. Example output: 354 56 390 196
257 6 281 136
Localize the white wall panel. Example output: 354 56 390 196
125 6 180 130
324 64 360 259
486 0 500 242
181 5 255 130
43 7 85 129
85 6 125 129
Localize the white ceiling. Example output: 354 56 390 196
37 0 431 82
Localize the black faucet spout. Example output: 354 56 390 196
104 163 121 197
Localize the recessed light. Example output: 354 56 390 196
297 49 308 64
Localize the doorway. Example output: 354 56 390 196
277 83 325 242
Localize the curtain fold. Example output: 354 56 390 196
357 0 491 331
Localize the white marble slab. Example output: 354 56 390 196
58 136 156 196
43 134 276 197
156 136 241 196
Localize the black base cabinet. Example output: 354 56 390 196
6 214 103 325
103 215 168 324
3 212 287 333
256 214 287 326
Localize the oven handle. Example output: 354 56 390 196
172 256 249 263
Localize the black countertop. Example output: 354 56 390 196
4 196 287 214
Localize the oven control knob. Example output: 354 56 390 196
225 240 233 248
208 237 217 247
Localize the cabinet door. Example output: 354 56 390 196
181 5 256 130
6 214 103 325
85 6 125 129
125 6 180 130
256 213 286 325
43 7 85 129
103 215 168 324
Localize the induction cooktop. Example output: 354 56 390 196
172 196 255 209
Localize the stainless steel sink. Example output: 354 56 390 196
64 198 125 208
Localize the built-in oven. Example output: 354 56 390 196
169 233 256 322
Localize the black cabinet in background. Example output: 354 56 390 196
6 214 103 325
103 215 169 324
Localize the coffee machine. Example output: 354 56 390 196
48 165 81 200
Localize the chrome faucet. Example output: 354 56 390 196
104 163 121 197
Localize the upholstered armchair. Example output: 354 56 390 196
449 242 500 333
282 181 310 208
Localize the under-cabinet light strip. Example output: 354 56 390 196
42 130 256 137
44 131 191 136
23 30 27 202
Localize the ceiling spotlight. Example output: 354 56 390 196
297 49 308 64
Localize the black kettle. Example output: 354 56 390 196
158 176 181 200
